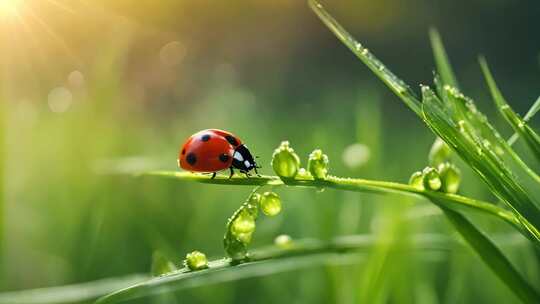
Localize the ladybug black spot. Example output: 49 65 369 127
219 153 230 163
201 134 211 142
181 149 186 155
225 135 239 146
186 153 197 165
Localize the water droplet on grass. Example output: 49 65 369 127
260 192 282 216
422 167 441 191
232 210 256 235
409 171 425 190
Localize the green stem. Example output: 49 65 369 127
95 234 452 304
142 172 524 238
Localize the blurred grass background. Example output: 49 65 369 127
0 0 539 303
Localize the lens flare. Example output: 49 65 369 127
0 0 22 20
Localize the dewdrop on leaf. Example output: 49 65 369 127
308 149 329 179
184 250 208 271
271 141 300 179
260 192 282 216
422 167 442 191
409 171 425 190
231 209 256 235
438 162 461 194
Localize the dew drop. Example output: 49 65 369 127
422 167 441 191
232 210 256 235
438 163 461 194
260 192 282 216
409 171 425 190
184 251 208 271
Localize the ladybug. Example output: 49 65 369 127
178 129 260 178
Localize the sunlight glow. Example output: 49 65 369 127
0 0 22 20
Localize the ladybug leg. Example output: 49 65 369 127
229 167 234 179
211 172 217 179
254 166 261 177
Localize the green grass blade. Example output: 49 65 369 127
0 274 148 304
429 29 459 89
142 171 532 244
523 95 540 121
421 87 540 243
480 57 540 161
95 235 451 304
509 96 540 144
441 208 540 304
308 0 422 116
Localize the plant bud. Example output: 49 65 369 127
184 250 208 271
271 141 300 179
422 167 442 191
308 149 329 179
438 162 461 194
408 171 425 190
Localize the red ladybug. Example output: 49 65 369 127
178 129 260 178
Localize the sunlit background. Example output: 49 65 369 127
1 0 539 303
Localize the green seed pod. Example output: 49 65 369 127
429 137 452 166
184 250 208 271
422 167 442 191
438 162 461 194
271 141 300 179
408 171 425 190
274 234 292 248
231 209 256 235
307 149 329 179
260 192 282 216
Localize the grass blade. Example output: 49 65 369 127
308 0 540 241
480 57 540 161
421 87 540 242
441 208 540 304
509 96 540 145
429 29 459 89
95 235 451 304
0 274 148 304
308 0 422 116
142 171 533 244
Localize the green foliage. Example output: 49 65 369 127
479 58 540 161
309 0 540 301
94 234 454 304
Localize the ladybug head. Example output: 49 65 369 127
231 144 259 173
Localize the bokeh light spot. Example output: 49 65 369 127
159 41 186 66
67 70 85 88
342 143 371 169
48 87 73 113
